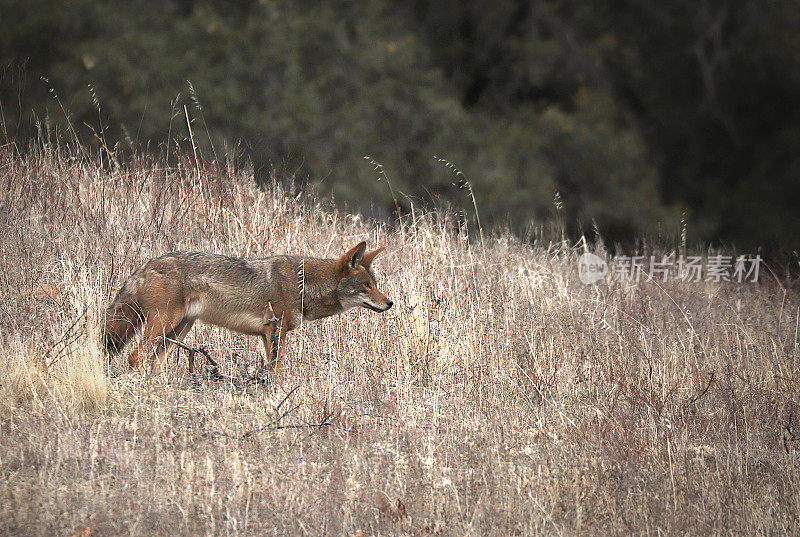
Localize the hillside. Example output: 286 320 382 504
1 145 799 535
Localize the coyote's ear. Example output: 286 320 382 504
338 241 367 272
361 247 385 269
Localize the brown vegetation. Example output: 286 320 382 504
1 144 799 535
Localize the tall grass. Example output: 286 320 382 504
0 142 799 535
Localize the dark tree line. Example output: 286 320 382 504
2 0 798 251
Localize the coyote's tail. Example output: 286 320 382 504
101 287 143 356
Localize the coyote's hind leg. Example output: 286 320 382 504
128 307 187 370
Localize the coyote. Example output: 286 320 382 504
102 242 392 370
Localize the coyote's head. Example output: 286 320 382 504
336 242 393 312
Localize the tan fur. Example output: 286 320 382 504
102 242 392 370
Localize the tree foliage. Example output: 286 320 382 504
2 0 797 249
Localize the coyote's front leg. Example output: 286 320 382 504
261 302 285 371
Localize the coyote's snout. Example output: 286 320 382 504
102 241 392 370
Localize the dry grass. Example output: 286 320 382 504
1 143 799 536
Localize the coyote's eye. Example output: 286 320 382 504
363 281 372 289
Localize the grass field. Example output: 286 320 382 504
1 144 799 536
